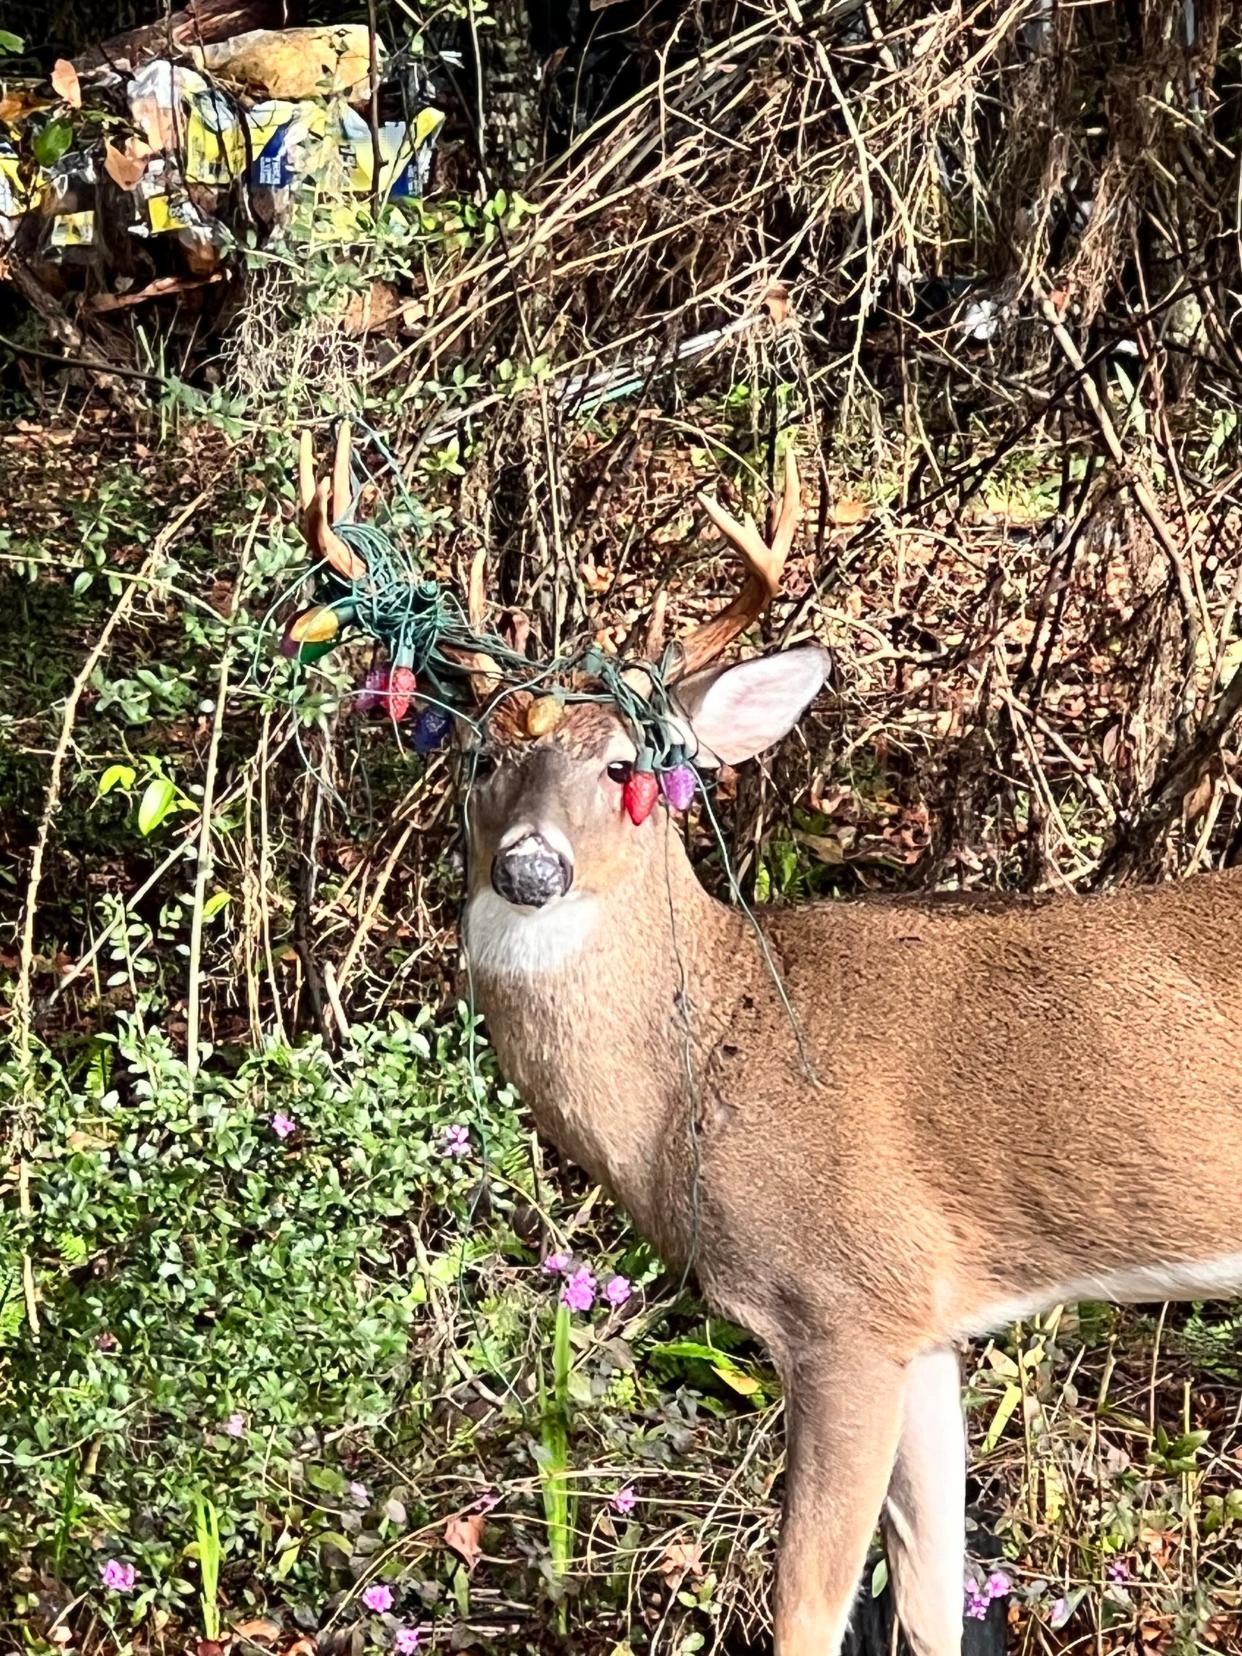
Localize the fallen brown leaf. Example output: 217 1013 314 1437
829 497 868 527
763 281 791 324
443 1510 486 1571
233 1619 282 1644
657 1536 704 1583
51 59 82 107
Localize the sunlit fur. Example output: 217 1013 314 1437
456 658 1242 1656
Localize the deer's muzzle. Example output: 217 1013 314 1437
491 833 574 908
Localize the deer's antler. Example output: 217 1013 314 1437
670 447 800 680
294 426 502 702
296 424 367 580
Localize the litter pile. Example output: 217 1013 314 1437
0 22 443 303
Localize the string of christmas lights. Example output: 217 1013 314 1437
275 432 700 824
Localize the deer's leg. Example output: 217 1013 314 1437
882 1346 966 1656
774 1344 906 1656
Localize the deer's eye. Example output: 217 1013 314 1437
606 761 633 785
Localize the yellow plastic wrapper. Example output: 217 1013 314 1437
48 210 95 248
0 54 444 248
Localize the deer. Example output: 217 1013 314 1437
297 432 1242 1656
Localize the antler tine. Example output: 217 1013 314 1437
298 429 316 514
332 419 353 523
304 477 363 572
294 429 368 579
672 448 800 680
443 547 504 703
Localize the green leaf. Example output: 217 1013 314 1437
982 1382 1022 1453
711 1362 760 1396
98 763 137 798
137 777 176 836
272 1543 300 1580
201 891 231 921
33 118 74 169
315 1530 353 1555
0 30 25 52
870 1557 889 1598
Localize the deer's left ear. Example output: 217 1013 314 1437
672 646 831 766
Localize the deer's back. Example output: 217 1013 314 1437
693 868 1242 1354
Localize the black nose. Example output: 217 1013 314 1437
491 835 573 908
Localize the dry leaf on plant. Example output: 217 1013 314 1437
443 1511 486 1570
50 59 82 108
104 140 149 191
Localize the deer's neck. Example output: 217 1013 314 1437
464 837 749 1260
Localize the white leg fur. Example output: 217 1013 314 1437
883 1347 966 1656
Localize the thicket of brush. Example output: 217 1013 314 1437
3 0 1242 1651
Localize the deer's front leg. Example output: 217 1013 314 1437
882 1346 965 1656
775 1343 906 1656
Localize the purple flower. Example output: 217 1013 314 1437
96 1330 118 1352
442 1124 470 1158
1107 1559 1130 1582
660 763 697 812
561 1266 596 1312
362 1583 394 1613
604 1275 632 1308
1048 1596 1071 1629
985 1570 1011 1599
348 1480 370 1507
271 1112 296 1140
100 1559 136 1592
610 1485 637 1515
965 1591 990 1621
395 1631 421 1655
541 1251 572 1275
475 1489 499 1512
223 1412 246 1438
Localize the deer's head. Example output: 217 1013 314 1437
462 452 830 936
293 429 829 958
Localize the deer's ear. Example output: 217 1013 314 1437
673 646 831 766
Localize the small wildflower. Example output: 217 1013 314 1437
1048 1596 1071 1629
1107 1559 1130 1582
442 1124 470 1158
475 1490 500 1512
610 1485 637 1515
604 1274 632 1308
362 1583 394 1613
271 1111 296 1140
348 1480 370 1507
561 1266 596 1312
223 1412 246 1438
96 1330 118 1352
965 1592 990 1621
100 1559 136 1592
985 1570 1012 1599
395 1631 421 1655
541 1251 572 1275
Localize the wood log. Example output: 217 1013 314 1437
80 0 296 71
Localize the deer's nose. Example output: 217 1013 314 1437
492 833 573 908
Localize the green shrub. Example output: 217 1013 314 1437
0 1009 527 1619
